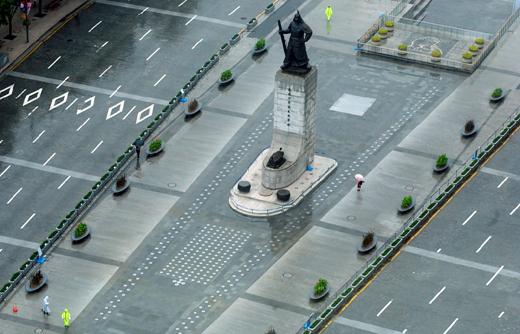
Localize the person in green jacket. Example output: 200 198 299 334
325 6 333 21
62 309 70 328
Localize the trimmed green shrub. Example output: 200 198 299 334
1 283 11 292
321 309 331 318
116 155 125 163
58 219 66 229
126 146 133 153
75 200 84 210
485 144 493 151
190 75 197 82
470 160 478 167
475 38 485 44
211 54 218 60
248 18 256 24
83 191 92 200
436 193 445 201
500 129 507 136
419 210 428 218
20 261 30 271
108 163 117 172
221 70 233 81
436 154 448 167
40 240 48 249
508 121 515 127
493 136 501 143
409 220 419 228
401 196 412 208
147 122 155 129
101 173 110 181
176 91 182 98
515 114 520 120
469 45 479 52
10 272 20 281
445 185 453 193
428 203 436 210
183 83 190 90
155 114 162 121
314 278 328 295
352 277 362 286
362 267 373 276
378 28 387 35
196 68 204 75
398 44 407 51
140 130 147 137
303 331 310 334
371 35 381 42
221 43 229 49
385 21 394 27
231 34 239 40
149 139 162 152
255 39 266 51
400 229 410 237
341 287 352 297
453 176 462 183
431 50 441 57
462 52 473 59
48 230 57 239
75 222 87 237
29 252 38 260
310 320 321 329
203 61 210 67
66 210 75 219
461 167 470 175
492 88 503 98
331 297 342 307
381 247 392 256
391 238 401 247
372 257 382 266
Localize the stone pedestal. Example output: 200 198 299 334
262 67 317 189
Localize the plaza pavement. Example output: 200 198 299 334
1 0 520 333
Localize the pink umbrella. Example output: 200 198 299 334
355 174 364 182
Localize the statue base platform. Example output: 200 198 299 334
229 150 337 217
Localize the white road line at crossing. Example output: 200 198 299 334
58 175 71 189
109 85 121 98
123 106 136 120
96 41 109 53
476 236 492 253
437 248 441 253
442 318 458 334
56 76 69 89
48 56 61 69
192 38 203 49
15 89 26 99
499 311 505 318
43 153 56 166
228 6 240 15
146 48 160 61
486 266 504 285
178 0 187 6
91 141 103 154
26 106 38 118
0 165 10 178
154 75 166 86
462 210 477 225
7 188 22 204
510 203 520 215
428 286 445 304
65 98 78 110
21 213 36 229
139 29 152 40
497 177 508 188
185 15 197 25
32 130 45 143
76 118 90 131
99 65 112 77
89 21 102 32
138 7 148 15
376 300 392 317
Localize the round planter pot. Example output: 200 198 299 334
469 50 478 56
398 51 407 56
358 234 377 253
385 26 394 32
461 123 478 137
185 103 202 116
433 157 450 173
146 142 165 155
71 224 91 243
252 42 268 54
397 198 415 213
112 178 131 194
372 41 380 46
462 57 473 63
379 33 387 39
25 273 48 292
237 181 251 193
431 57 441 62
277 189 290 201
309 284 330 300
218 71 235 85
476 43 484 49
490 92 505 102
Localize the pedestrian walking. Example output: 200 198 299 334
135 145 141 160
325 5 333 21
355 174 364 191
42 296 50 315
62 308 71 328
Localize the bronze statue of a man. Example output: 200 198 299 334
279 11 313 75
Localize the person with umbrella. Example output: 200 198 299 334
133 139 144 160
355 174 364 191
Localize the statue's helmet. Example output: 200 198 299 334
294 11 302 22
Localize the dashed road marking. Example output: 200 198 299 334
185 15 197 25
510 203 520 215
139 29 152 40
178 0 187 6
428 286 445 304
91 141 103 154
0 165 11 178
442 318 458 334
7 188 22 204
89 21 102 32
21 213 36 229
43 153 56 166
96 41 109 53
123 106 136 120
154 74 166 86
146 48 160 61
486 266 504 285
58 175 71 189
32 130 45 143
56 76 69 89
76 118 90 131
109 86 121 98
462 210 477 225
499 311 505 318
48 56 61 69
99 65 112 77
228 6 240 15
138 7 148 15
476 236 492 253
498 177 508 188
192 38 203 49
376 300 392 317
65 98 78 110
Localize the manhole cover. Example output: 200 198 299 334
347 215 356 221
35 329 43 333
167 183 177 188
67 39 74 42
283 272 293 278
241 17 247 20
405 186 414 191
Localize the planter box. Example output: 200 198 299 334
220 44 230 55
399 228 412 242
41 240 51 253
350 277 364 292
66 210 77 222
230 35 240 45
390 238 402 249
21 261 34 276
247 19 257 30
10 273 23 288
380 247 393 260
211 55 219 66
265 4 275 13
1 283 14 298
360 266 375 279
408 219 420 231
47 233 59 245
434 192 447 206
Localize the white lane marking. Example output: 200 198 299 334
138 7 148 15
91 141 103 153
0 249 2 253
510 203 520 215
58 175 71 189
122 106 136 120
154 74 166 86
56 76 69 89
499 311 505 318
442 318 458 334
146 48 160 61
139 29 152 40
185 15 197 25
498 177 508 188
89 21 102 32
96 41 109 53
99 65 112 77
192 38 203 49
376 300 392 317
21 213 36 229
26 106 38 118
462 210 477 225
65 98 78 110
228 6 240 15
15 89 26 99
48 56 61 69
437 248 441 253
32 130 45 143
0 140 3 144
486 265 504 285
476 236 492 253
0 165 11 178
403 330 407 333
43 153 56 166
428 286 445 304
7 187 23 204
109 85 121 98
178 0 187 6
76 118 90 131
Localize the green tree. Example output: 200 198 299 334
0 0 21 38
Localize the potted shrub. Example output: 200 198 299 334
185 98 202 116
71 221 91 243
469 45 479 56
397 44 407 55
25 269 48 292
309 278 330 300
253 38 268 54
371 35 381 46
113 173 131 194
475 38 485 48
461 119 478 137
358 230 377 253
398 195 415 212
378 28 388 39
219 69 235 84
462 52 473 63
210 53 219 66
434 154 449 173
490 87 505 101
384 21 394 32
220 43 230 55
230 33 240 45
247 18 257 30
431 50 441 62
146 138 165 155
265 2 275 14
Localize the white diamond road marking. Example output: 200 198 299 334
49 92 69 111
135 104 154 124
77 96 95 114
329 93 376 116
106 100 125 120
23 88 42 106
0 84 14 101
